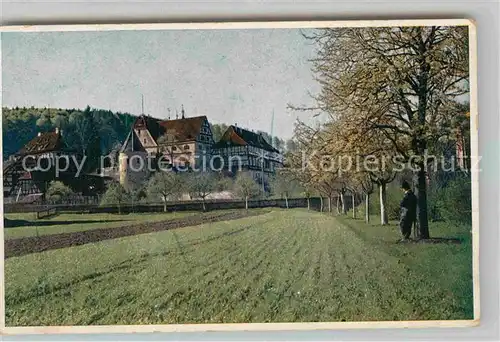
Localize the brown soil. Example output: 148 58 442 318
4 210 269 259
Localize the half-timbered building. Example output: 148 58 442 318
119 110 214 189
211 125 284 188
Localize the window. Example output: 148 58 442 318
173 146 177 151
184 145 190 150
144 139 147 144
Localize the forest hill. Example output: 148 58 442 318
2 106 289 199
1 106 293 162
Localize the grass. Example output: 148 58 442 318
3 212 198 239
4 209 473 326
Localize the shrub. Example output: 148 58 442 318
360 173 472 226
45 181 73 204
100 182 128 213
435 174 472 225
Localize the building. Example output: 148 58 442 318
3 129 68 200
2 128 107 202
211 125 284 188
119 109 214 190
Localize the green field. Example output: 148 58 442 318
4 209 473 326
3 212 198 239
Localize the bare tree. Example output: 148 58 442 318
234 172 260 210
270 171 302 209
187 172 219 211
100 182 128 214
147 171 185 212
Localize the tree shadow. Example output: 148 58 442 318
397 237 463 245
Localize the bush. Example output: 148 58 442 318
100 182 128 212
357 173 472 226
434 174 472 225
45 181 73 204
427 185 443 222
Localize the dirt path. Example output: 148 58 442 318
4 210 269 259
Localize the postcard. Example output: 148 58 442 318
0 19 478 334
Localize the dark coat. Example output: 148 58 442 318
400 190 417 223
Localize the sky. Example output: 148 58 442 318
1 28 323 139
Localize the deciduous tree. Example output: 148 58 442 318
146 171 185 212
306 26 469 237
45 181 73 204
234 172 260 210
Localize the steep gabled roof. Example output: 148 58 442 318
120 129 146 153
158 116 208 143
17 132 66 156
134 115 165 141
213 125 279 153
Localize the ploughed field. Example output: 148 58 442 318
4 210 268 258
4 211 205 239
4 209 473 326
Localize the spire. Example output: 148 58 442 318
175 110 179 119
181 104 185 119
141 94 144 115
167 108 171 120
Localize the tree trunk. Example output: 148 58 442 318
202 199 206 212
163 196 167 212
285 194 289 209
340 192 346 214
352 193 356 219
365 193 370 223
416 162 430 238
307 197 310 211
415 42 431 239
328 196 332 213
320 196 323 212
336 195 340 214
245 195 248 210
379 183 388 225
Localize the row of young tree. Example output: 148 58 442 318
281 26 471 238
98 170 305 213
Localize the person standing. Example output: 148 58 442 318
399 180 417 241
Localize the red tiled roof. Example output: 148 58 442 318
213 125 279 153
18 132 65 156
158 116 207 142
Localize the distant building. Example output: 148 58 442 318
119 110 214 190
211 125 284 188
118 110 284 191
2 128 107 202
3 129 68 200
